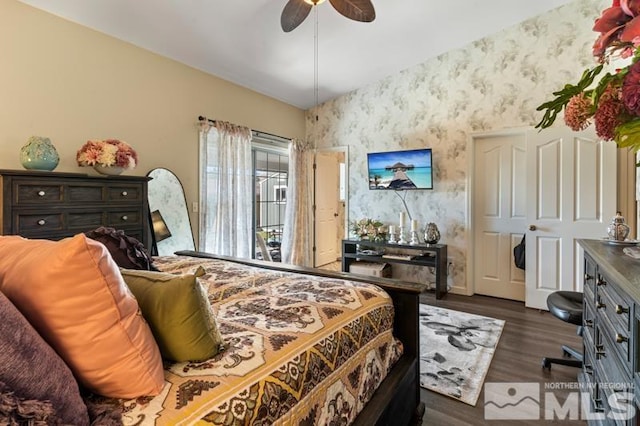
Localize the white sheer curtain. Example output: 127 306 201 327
198 120 252 258
281 138 314 267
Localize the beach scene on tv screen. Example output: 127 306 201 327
368 149 432 189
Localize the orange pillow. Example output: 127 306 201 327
0 234 164 398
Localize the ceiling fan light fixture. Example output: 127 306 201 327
282 0 374 32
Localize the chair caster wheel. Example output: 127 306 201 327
542 358 551 370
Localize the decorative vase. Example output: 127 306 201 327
93 165 124 176
607 212 630 241
20 136 59 171
424 222 441 245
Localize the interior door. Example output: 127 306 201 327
525 127 616 309
314 152 339 267
473 131 526 301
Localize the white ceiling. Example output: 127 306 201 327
18 0 573 110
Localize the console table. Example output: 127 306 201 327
342 239 448 299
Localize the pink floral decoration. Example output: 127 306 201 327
76 139 138 169
564 93 594 131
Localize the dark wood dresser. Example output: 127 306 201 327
0 169 151 248
579 239 640 424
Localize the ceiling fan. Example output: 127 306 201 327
281 0 376 32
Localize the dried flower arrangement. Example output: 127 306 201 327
76 139 138 169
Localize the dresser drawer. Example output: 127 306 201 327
12 180 143 206
14 180 103 205
106 184 143 203
596 301 632 371
15 183 63 204
107 210 143 227
595 322 632 386
600 383 635 426
583 323 596 378
597 272 631 332
15 212 64 233
584 297 596 347
66 184 105 203
584 254 598 302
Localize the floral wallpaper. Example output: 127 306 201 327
308 0 608 293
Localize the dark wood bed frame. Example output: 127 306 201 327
176 250 427 426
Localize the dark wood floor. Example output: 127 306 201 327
418 292 586 425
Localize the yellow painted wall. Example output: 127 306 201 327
0 0 305 243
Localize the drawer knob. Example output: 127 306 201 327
37 219 46 226
615 305 629 315
584 319 593 327
37 190 45 197
596 278 606 286
121 215 128 221
596 300 605 309
616 333 628 344
121 191 128 196
584 273 593 281
584 363 593 374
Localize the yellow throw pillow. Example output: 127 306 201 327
0 234 164 399
120 267 225 362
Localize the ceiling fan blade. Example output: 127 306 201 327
329 0 376 22
281 0 313 32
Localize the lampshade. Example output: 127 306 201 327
151 210 172 242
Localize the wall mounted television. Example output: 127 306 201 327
367 148 433 190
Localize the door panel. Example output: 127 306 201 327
525 128 616 309
315 152 339 267
473 132 526 301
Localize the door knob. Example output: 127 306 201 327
529 225 537 231
334 213 339 217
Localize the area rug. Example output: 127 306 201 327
419 304 505 406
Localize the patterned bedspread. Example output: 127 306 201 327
122 256 403 425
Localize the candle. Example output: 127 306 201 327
399 212 406 227
411 219 418 232
389 225 395 235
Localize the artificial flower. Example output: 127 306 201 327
76 139 138 169
564 92 593 131
536 0 640 157
350 218 385 241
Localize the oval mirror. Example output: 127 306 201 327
147 168 195 255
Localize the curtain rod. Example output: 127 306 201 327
198 115 291 144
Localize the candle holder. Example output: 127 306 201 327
398 226 407 245
388 228 397 244
410 230 420 245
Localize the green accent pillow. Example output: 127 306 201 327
120 267 224 362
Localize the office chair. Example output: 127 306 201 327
541 291 583 370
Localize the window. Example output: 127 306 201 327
252 138 289 262
274 185 287 204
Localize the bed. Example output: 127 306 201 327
121 251 426 425
0 232 425 425
0 170 425 424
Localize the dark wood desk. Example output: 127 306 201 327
341 239 448 299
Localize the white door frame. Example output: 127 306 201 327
313 146 349 267
466 127 532 297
